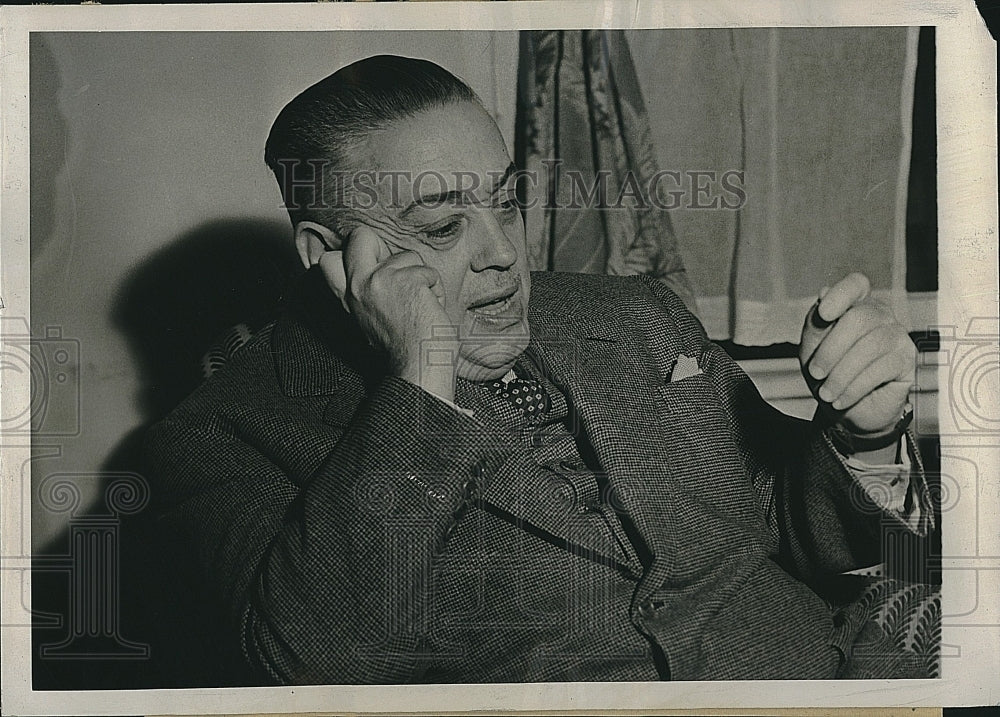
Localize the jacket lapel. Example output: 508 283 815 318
453 375 633 568
526 281 680 563
526 273 768 606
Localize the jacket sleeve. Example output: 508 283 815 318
703 339 933 580
637 276 933 581
144 376 516 685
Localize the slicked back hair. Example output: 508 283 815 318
264 54 481 232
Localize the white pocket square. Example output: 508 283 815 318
670 353 703 382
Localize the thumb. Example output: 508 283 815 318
428 269 446 308
817 272 871 323
799 299 833 366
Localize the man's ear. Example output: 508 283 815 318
294 221 350 312
294 221 340 269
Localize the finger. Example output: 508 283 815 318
377 250 427 270
816 272 871 323
806 304 891 380
397 264 442 293
317 250 348 301
428 273 446 305
339 209 422 249
799 301 832 369
307 237 326 267
318 250 353 315
343 225 390 287
828 354 913 413
816 325 910 405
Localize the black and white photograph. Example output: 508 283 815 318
1 2 997 714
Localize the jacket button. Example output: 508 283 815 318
637 600 656 619
463 478 480 503
472 458 487 480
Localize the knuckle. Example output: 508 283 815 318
837 384 857 405
366 270 387 294
870 301 895 324
843 389 865 409
859 303 882 323
886 330 914 362
824 377 843 396
810 349 829 373
841 305 866 328
897 341 916 372
874 324 898 345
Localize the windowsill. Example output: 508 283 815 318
738 357 938 433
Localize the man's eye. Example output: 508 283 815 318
424 219 463 241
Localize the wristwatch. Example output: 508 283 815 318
828 402 914 456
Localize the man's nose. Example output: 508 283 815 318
470 209 518 272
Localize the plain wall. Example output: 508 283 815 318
30 31 519 547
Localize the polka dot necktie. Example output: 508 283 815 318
488 369 550 422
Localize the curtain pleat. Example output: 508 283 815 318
516 30 698 314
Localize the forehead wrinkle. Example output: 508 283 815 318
358 102 513 220
337 208 423 253
399 161 515 218
333 138 430 242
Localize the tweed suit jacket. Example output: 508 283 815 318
144 268 930 684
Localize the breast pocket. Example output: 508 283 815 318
655 372 730 430
652 371 758 521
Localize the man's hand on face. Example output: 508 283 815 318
320 224 461 403
798 272 916 440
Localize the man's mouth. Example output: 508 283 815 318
467 283 522 320
470 293 514 315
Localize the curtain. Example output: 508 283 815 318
515 30 698 313
519 28 920 346
629 27 920 345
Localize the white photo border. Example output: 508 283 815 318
1 1 997 714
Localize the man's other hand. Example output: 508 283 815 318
798 272 915 436
321 224 460 402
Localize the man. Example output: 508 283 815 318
145 55 932 684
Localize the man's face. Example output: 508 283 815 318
351 100 531 382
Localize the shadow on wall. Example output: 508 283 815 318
32 219 302 690
113 217 302 422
